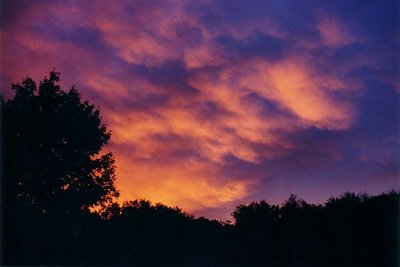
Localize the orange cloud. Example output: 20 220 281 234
317 15 359 48
92 1 204 67
86 76 129 101
113 147 253 213
99 53 358 216
249 59 354 129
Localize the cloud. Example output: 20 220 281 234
237 58 354 129
1 0 399 219
317 15 360 48
112 140 254 215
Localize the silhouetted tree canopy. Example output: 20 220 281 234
2 70 119 216
231 192 399 267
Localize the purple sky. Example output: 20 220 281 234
1 0 399 219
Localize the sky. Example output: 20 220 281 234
1 0 399 220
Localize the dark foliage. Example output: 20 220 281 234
1 71 119 264
231 191 400 267
1 72 399 266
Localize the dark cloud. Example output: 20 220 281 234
217 33 285 61
0 0 35 29
136 61 199 95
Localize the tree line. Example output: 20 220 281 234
1 71 399 266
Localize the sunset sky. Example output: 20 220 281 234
1 0 399 219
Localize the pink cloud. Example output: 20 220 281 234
317 15 360 48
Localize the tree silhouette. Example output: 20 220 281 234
1 70 119 264
2 70 119 215
230 191 399 267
